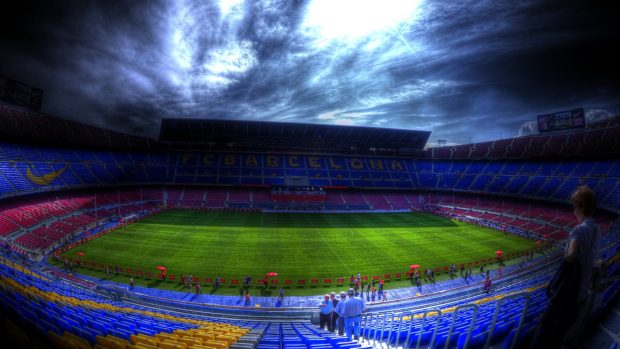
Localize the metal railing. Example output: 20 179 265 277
486 292 530 349
360 291 533 349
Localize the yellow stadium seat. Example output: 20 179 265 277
203 331 222 338
159 340 188 349
173 330 190 337
48 331 79 349
96 335 130 349
131 334 159 347
215 336 236 345
193 333 215 342
64 331 93 349
127 344 159 349
156 333 179 342
178 337 202 346
204 340 228 349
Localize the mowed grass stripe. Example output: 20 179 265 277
64 210 535 281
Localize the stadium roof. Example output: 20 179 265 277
159 119 430 155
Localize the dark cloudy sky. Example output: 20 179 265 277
1 0 618 144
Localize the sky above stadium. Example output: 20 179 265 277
1 0 618 144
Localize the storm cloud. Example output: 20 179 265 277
1 0 618 144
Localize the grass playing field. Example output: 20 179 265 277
60 210 535 294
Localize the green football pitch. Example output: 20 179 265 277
60 210 535 294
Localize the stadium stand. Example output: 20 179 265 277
427 115 620 160
0 189 162 256
2 140 620 212
3 226 619 349
0 102 153 150
0 100 619 348
357 228 620 349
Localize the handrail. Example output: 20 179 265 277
483 291 530 349
385 312 396 348
444 304 478 349
393 311 409 349
415 309 442 349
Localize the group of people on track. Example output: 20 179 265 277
318 288 367 341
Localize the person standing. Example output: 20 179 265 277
279 288 285 303
334 291 347 336
245 290 251 305
129 277 134 290
329 292 339 333
483 271 491 294
343 288 366 341
195 281 201 295
530 185 600 349
318 294 333 330
215 276 220 290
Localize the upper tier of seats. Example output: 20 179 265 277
427 115 620 159
1 142 619 212
0 102 153 150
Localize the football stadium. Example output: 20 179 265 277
1 1 619 349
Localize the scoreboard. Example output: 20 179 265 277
537 108 585 133
0 75 44 110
